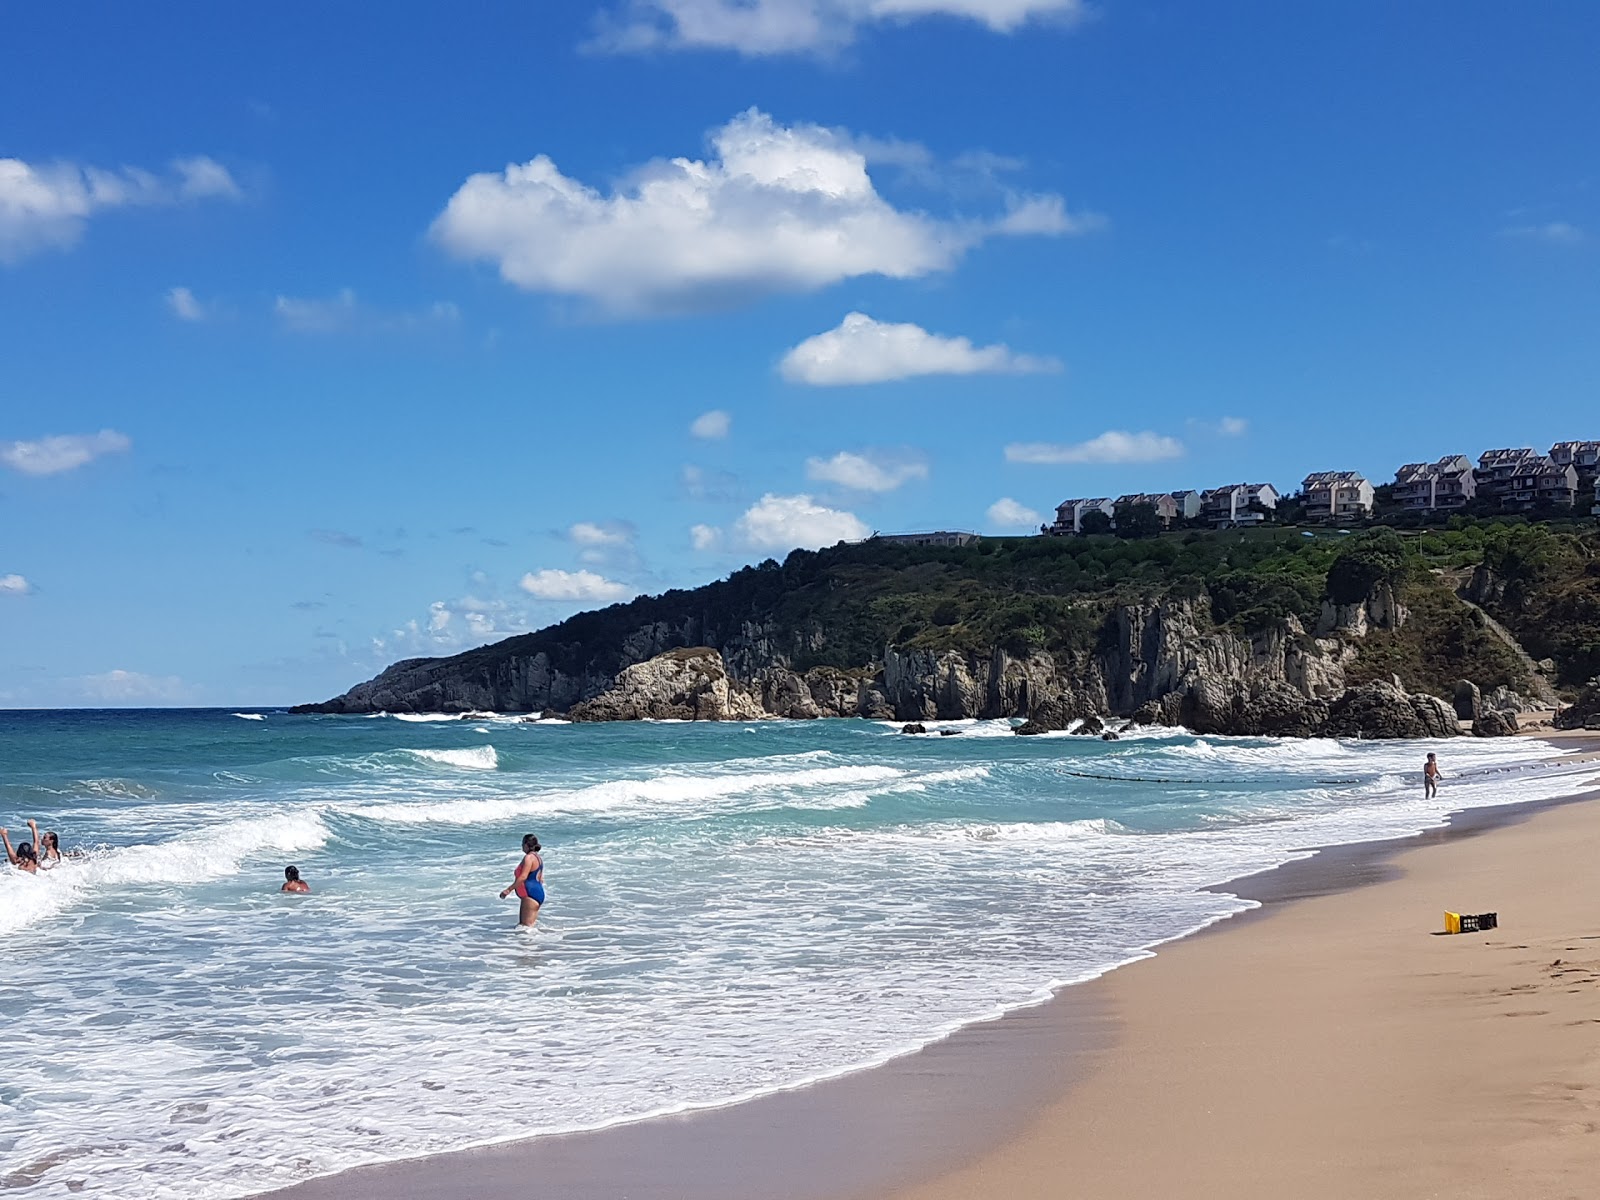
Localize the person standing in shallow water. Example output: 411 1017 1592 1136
499 834 544 927
281 865 310 893
1424 752 1441 799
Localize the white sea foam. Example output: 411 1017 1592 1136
400 745 500 770
5 723 1588 1200
231 712 266 721
390 712 466 723
0 812 329 935
357 762 905 825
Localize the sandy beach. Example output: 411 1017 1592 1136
880 739 1600 1200
255 731 1600 1200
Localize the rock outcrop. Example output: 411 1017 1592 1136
1472 710 1518 738
566 648 765 723
1554 679 1600 731
296 590 1484 741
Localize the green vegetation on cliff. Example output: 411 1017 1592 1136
468 518 1597 700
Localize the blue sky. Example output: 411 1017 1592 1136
3 0 1597 707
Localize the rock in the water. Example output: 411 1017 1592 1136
567 648 765 722
901 723 927 734
1472 710 1517 737
938 728 960 736
1453 680 1481 721
1072 715 1106 736
1013 719 1051 736
1101 730 1120 741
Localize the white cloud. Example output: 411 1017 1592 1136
986 497 1041 527
805 450 928 492
274 289 461 334
0 573 32 595
0 155 240 263
690 409 732 439
1502 221 1586 245
430 109 1091 315
1219 416 1248 436
1 429 131 476
1004 430 1185 465
780 311 1060 385
519 568 632 602
592 0 1089 55
167 286 206 321
75 669 192 704
690 523 723 551
734 493 870 550
172 156 243 200
569 521 633 547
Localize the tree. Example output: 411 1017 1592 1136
1079 510 1113 536
1115 502 1163 538
1325 528 1409 605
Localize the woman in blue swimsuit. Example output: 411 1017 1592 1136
499 834 544 927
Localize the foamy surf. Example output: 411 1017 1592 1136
2 709 1586 1200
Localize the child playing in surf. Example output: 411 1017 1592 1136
29 820 61 868
499 834 544 927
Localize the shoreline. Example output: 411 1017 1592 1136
259 732 1600 1200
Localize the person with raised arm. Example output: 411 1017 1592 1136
1 827 39 874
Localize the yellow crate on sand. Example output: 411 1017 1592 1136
1444 911 1461 934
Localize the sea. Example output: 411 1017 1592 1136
0 708 1589 1199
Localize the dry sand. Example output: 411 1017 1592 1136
878 758 1600 1200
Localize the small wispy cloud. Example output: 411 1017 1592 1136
805 450 928 493
986 497 1040 528
166 286 208 321
0 155 242 264
310 529 363 550
690 409 732 439
74 668 193 704
781 312 1060 386
1005 430 1185 465
519 568 632 602
1 429 131 476
1501 221 1587 245
274 288 461 334
0 573 33 596
1218 416 1248 436
690 523 722 551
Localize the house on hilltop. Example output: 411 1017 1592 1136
1476 448 1540 503
1393 456 1475 512
1201 483 1279 528
871 530 979 547
1045 497 1116 535
1502 456 1578 510
1550 441 1600 494
1114 492 1181 528
1301 471 1374 522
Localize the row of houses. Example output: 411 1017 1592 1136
1044 441 1600 535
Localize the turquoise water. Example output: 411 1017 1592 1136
0 709 1585 1198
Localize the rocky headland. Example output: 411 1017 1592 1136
293 524 1596 739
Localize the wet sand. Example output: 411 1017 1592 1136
260 734 1600 1200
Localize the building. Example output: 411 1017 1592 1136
1201 483 1279 528
1550 441 1600 494
1476 448 1541 502
1392 455 1476 512
1114 492 1181 527
1301 471 1375 522
872 531 979 547
1594 474 1600 516
1502 457 1578 510
1169 490 1203 521
1046 497 1116 535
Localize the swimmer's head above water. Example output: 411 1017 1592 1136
285 865 301 883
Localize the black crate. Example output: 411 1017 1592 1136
1459 912 1498 933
